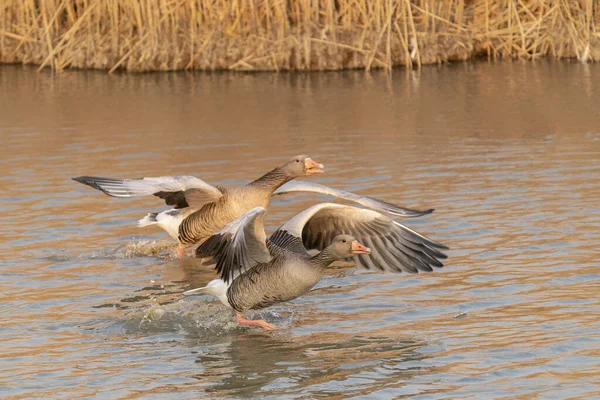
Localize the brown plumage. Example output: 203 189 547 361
72 155 324 256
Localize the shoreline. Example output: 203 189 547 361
1 1 598 73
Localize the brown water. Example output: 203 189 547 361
1 61 600 399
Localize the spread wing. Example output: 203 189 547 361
267 229 310 257
273 181 433 217
195 207 272 283
72 175 223 209
272 203 448 273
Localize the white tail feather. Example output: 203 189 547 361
184 278 231 308
136 208 193 241
138 213 158 227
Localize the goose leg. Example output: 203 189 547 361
175 244 188 258
236 314 278 331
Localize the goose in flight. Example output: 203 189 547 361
74 155 322 256
185 203 447 330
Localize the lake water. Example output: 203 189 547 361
1 61 600 399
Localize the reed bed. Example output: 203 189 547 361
0 0 598 72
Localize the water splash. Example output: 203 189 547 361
115 299 295 336
42 239 178 261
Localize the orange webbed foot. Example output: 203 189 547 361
236 314 278 331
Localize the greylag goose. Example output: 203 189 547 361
73 156 433 256
73 155 324 257
185 203 447 330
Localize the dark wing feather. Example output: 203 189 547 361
267 229 310 256
195 207 272 283
154 191 188 208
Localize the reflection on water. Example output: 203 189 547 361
1 61 600 398
194 335 430 398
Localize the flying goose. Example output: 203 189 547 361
73 156 433 256
185 203 447 330
73 155 323 257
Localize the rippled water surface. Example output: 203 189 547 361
1 62 600 399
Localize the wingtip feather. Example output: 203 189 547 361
394 207 435 218
72 176 103 191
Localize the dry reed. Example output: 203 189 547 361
0 0 598 73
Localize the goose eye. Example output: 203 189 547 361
295 159 300 163
342 239 346 243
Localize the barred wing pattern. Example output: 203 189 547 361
273 203 448 274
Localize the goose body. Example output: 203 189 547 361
229 251 325 312
191 251 324 311
186 203 448 330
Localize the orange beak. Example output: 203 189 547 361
304 158 324 175
351 241 371 255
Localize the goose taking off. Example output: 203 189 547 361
73 155 324 257
73 156 433 257
185 204 447 330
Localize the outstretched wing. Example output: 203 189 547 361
195 207 272 283
272 203 448 274
72 175 223 209
273 181 433 217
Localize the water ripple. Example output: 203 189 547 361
1 62 600 398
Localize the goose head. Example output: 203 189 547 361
281 155 324 177
329 234 371 259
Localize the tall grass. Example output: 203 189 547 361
0 0 598 72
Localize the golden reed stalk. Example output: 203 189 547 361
0 0 598 73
